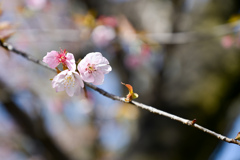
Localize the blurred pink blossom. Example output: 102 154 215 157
124 55 142 69
26 0 47 11
221 35 234 49
91 25 116 47
98 16 118 27
52 69 84 97
43 49 76 71
78 52 112 85
141 44 151 56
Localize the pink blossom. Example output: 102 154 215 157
43 49 76 71
124 55 142 69
52 69 84 97
91 25 116 47
26 0 47 11
221 35 234 49
78 52 112 85
97 16 118 27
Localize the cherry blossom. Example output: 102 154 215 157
91 25 116 47
77 52 112 85
52 69 84 97
43 49 76 71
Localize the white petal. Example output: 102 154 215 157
77 59 88 73
55 83 65 92
73 73 83 96
97 65 112 74
74 72 84 88
86 52 103 64
92 71 104 85
99 56 109 65
81 71 94 83
66 85 75 97
52 70 68 88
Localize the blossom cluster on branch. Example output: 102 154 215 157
43 50 112 96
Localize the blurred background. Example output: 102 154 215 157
0 0 240 159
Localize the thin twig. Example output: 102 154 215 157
0 41 239 146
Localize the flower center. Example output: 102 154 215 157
58 49 67 63
58 54 66 63
64 74 75 88
85 63 96 73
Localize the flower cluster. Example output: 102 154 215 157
43 50 112 96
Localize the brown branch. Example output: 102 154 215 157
0 41 240 146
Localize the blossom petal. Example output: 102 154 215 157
99 56 110 65
43 51 59 68
73 72 84 88
77 58 88 73
65 85 75 97
73 72 84 95
86 52 103 64
52 70 68 91
55 83 65 92
97 64 112 74
92 71 104 85
81 71 94 82
91 52 103 64
65 53 76 71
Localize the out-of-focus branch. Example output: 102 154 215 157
0 80 73 160
7 20 240 44
0 41 240 146
0 41 50 69
147 20 240 44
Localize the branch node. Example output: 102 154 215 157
4 42 13 50
188 119 197 126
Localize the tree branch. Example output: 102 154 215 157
0 40 239 146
